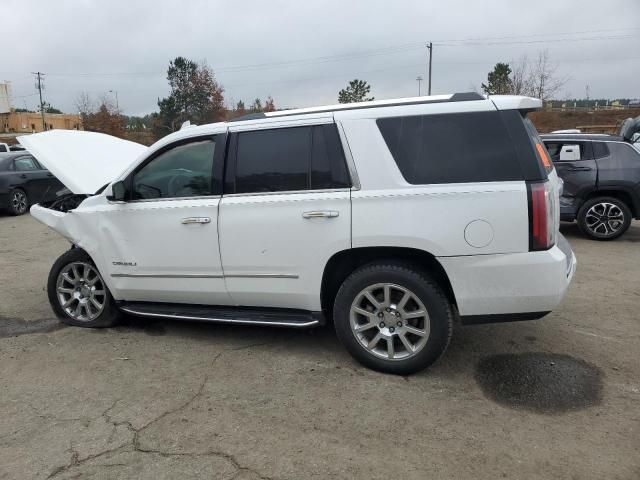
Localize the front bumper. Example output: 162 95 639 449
438 233 576 319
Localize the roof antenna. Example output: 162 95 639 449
180 120 195 130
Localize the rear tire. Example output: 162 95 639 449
47 248 120 327
333 262 453 375
577 196 631 240
8 188 28 215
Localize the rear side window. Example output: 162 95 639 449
592 142 610 159
377 111 522 184
232 125 350 194
544 141 591 162
14 156 39 171
0 145 7 152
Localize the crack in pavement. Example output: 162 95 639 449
46 351 274 480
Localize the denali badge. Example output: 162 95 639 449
112 261 137 266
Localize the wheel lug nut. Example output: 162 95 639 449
395 312 400 317
379 322 385 328
378 312 384 318
397 321 402 327
389 327 395 333
386 308 391 312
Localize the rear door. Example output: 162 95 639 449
12 155 43 201
218 120 352 311
544 140 596 199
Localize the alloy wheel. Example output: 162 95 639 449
11 190 27 214
56 262 106 322
585 202 625 237
349 282 430 361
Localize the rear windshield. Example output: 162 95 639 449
377 111 523 185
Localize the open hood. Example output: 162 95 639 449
18 130 147 194
619 115 640 144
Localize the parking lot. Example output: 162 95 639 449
0 214 638 479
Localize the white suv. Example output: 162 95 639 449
24 92 576 374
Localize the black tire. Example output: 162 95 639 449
577 196 632 241
333 262 453 375
47 248 120 327
8 188 29 215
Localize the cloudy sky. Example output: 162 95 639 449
4 0 639 116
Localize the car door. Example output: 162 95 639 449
219 120 352 311
98 134 232 305
544 140 597 199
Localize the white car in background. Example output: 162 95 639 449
22 93 575 374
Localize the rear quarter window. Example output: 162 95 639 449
377 111 523 184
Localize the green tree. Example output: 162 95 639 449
39 102 63 114
157 57 225 132
482 63 513 95
250 98 263 112
338 79 374 103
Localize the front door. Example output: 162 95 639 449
99 135 232 305
219 122 352 311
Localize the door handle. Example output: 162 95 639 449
181 217 211 224
302 210 339 219
19 174 27 179
567 167 592 172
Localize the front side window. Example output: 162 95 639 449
133 138 216 200
14 156 38 171
377 111 522 185
232 124 350 194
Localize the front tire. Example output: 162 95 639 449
577 196 631 240
333 262 453 375
8 188 28 215
47 248 120 327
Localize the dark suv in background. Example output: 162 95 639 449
541 117 640 240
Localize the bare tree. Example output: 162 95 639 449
527 50 568 101
509 55 531 96
75 91 93 116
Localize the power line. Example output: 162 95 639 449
40 28 639 79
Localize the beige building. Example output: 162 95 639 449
1 110 82 134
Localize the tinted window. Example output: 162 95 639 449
133 139 215 200
233 125 350 194
377 111 522 184
14 156 38 171
0 145 7 152
592 142 610 159
235 127 310 193
311 125 350 189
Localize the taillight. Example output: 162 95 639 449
527 180 556 250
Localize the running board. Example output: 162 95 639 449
117 302 324 329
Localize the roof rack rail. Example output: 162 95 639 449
226 92 485 122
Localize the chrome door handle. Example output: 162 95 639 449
302 210 339 219
181 217 211 224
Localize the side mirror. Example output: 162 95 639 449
106 180 127 202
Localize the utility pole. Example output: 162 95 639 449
426 42 433 95
32 72 46 131
416 76 423 96
109 90 119 111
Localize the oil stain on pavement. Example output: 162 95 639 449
475 352 603 414
0 316 63 338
